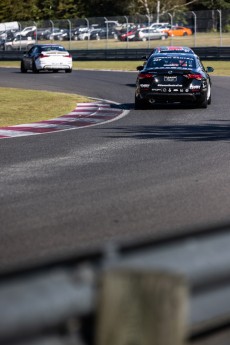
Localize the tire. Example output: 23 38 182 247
20 61 27 73
183 32 188 36
207 84 212 105
65 69 72 73
32 61 39 73
196 94 208 108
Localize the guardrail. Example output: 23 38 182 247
0 46 230 61
2 223 230 345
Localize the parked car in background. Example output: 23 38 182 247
149 22 171 31
78 28 92 40
20 44 72 73
4 36 35 50
117 28 137 41
15 26 36 37
163 26 193 36
0 38 6 50
45 28 64 40
135 52 214 109
0 30 15 40
133 28 168 41
36 28 52 40
90 27 118 40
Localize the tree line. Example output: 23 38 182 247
0 0 229 22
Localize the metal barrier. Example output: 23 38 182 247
2 224 230 345
0 46 230 61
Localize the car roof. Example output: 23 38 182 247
154 46 195 54
33 44 65 48
150 52 196 58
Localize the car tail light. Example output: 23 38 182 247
138 73 153 79
64 54 72 58
185 73 203 80
38 53 49 59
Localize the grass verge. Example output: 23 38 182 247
0 88 91 127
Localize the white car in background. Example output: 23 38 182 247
20 44 72 73
4 36 35 50
15 26 37 37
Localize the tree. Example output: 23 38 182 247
188 0 230 10
128 0 200 17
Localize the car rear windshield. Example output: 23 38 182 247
146 55 196 69
41 46 66 52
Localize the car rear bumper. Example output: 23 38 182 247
137 90 205 104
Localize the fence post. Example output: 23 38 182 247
96 269 188 345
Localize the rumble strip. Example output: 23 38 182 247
0 101 127 139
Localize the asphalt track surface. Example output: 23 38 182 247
0 67 230 271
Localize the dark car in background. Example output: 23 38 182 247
36 28 52 40
135 52 214 109
90 27 118 40
0 38 6 50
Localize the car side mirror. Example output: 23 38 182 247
206 66 214 73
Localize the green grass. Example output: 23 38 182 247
0 88 91 127
0 60 230 75
0 59 229 127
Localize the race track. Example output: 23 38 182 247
0 67 230 271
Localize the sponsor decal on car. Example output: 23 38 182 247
190 85 201 89
158 84 183 87
140 84 150 88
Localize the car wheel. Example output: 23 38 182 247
183 32 188 36
142 37 147 41
196 94 208 108
20 61 27 73
65 69 72 73
32 61 39 73
207 84 211 105
161 35 166 40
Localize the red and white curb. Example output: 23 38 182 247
0 101 128 139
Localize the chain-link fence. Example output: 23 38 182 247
2 9 230 51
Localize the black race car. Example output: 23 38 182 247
135 52 214 109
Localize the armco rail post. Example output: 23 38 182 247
96 269 188 345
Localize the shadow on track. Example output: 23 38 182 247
102 122 230 142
